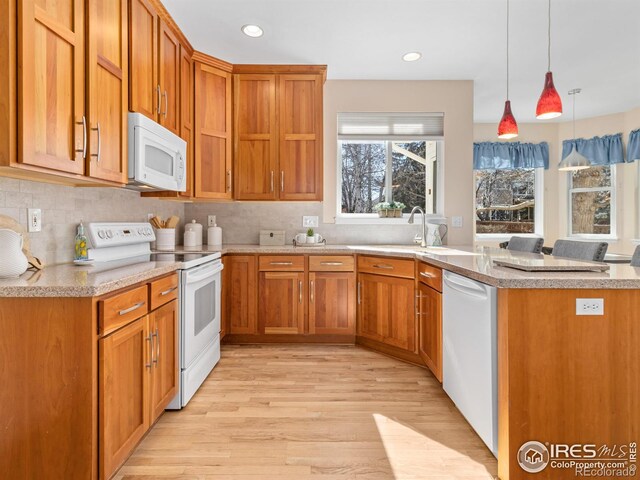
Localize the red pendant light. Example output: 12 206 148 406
536 0 562 119
498 0 518 139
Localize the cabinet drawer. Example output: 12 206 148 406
259 255 304 271
357 255 414 279
149 273 179 310
309 255 354 272
417 262 442 292
99 285 149 335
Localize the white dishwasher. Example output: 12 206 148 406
442 271 498 457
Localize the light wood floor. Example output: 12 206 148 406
115 345 497 480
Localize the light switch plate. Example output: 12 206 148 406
28 208 42 232
451 216 463 228
208 215 217 227
576 298 604 315
302 216 319 228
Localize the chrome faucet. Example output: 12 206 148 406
408 206 427 248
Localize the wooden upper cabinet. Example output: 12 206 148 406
233 74 278 200
278 74 323 200
194 62 232 199
179 45 194 197
158 20 180 135
86 0 128 183
18 0 85 175
128 0 158 120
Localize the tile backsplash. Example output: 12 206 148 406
185 202 424 246
0 178 184 265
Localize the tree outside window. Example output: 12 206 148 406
569 165 613 235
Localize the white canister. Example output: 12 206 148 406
184 219 203 246
155 228 176 250
184 230 197 247
207 225 222 246
0 229 28 277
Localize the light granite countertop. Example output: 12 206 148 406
2 244 639 297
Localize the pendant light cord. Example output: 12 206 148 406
547 0 552 71
572 91 576 138
506 0 510 99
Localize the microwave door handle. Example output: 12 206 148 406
156 85 161 115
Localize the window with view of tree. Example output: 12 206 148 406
569 165 614 236
337 113 443 219
475 169 539 234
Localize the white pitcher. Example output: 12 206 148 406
0 229 29 277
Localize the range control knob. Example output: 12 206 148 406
98 230 106 239
106 230 113 239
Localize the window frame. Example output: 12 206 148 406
567 164 617 240
335 138 445 225
474 167 545 240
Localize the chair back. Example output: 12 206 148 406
551 239 608 262
630 245 640 267
506 236 544 254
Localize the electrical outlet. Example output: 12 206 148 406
576 298 604 316
451 216 463 228
147 213 155 221
208 215 217 227
302 216 318 228
28 208 42 232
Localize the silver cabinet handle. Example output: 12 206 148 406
160 286 177 296
91 122 101 162
76 116 87 158
420 271 436 279
280 171 284 192
157 85 161 115
373 263 393 270
227 170 232 192
270 171 274 193
270 261 293 266
118 301 145 316
415 291 421 318
310 280 315 303
163 90 168 117
320 262 343 266
153 327 160 365
298 280 303 304
145 334 153 369
357 281 361 304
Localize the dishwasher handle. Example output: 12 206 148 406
443 272 491 300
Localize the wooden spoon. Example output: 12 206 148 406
165 216 180 229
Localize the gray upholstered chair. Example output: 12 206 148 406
551 239 608 262
506 236 544 254
630 245 640 267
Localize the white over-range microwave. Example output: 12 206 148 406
127 112 187 191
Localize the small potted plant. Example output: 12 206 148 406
306 227 315 244
374 202 391 218
374 201 406 218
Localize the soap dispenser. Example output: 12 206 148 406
74 221 88 261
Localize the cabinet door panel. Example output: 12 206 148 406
86 0 127 183
234 75 277 200
150 300 178 423
226 256 258 334
278 74 322 200
128 0 157 120
309 272 355 335
20 0 85 174
194 63 232 199
158 21 180 135
259 271 305 334
179 46 194 197
385 278 415 351
357 273 389 343
99 316 150 480
419 283 442 381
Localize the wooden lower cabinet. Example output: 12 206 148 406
417 282 442 382
149 300 179 423
225 255 258 334
308 272 356 335
357 272 416 352
259 271 305 334
99 316 150 480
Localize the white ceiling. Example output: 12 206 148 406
164 0 640 123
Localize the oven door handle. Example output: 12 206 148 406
183 262 224 284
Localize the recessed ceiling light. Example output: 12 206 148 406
241 24 264 38
402 52 422 62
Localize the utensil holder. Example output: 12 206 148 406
155 228 176 250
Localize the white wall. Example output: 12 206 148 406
323 80 475 246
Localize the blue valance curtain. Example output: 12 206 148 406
473 142 549 170
561 133 624 165
628 129 640 162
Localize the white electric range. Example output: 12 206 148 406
86 222 223 409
